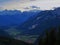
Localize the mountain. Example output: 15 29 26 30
0 36 33 45
0 10 41 26
18 7 60 35
14 7 60 43
16 10 56 35
0 7 60 44
0 29 11 38
0 9 41 43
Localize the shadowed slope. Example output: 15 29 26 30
0 36 33 45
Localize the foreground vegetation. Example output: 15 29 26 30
38 27 60 45
0 27 60 45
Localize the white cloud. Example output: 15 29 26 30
0 0 60 11
23 6 40 11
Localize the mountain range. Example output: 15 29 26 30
0 10 40 26
0 7 60 43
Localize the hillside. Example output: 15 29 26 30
0 7 60 45
0 10 40 26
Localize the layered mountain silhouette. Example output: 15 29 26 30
17 7 60 35
0 9 41 44
0 10 40 26
0 7 60 45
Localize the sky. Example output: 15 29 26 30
0 0 60 11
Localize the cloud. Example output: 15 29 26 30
30 0 36 1
24 7 29 9
0 0 60 11
30 6 40 9
23 6 40 11
0 7 4 10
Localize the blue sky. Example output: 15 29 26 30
0 0 60 11
0 0 8 2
